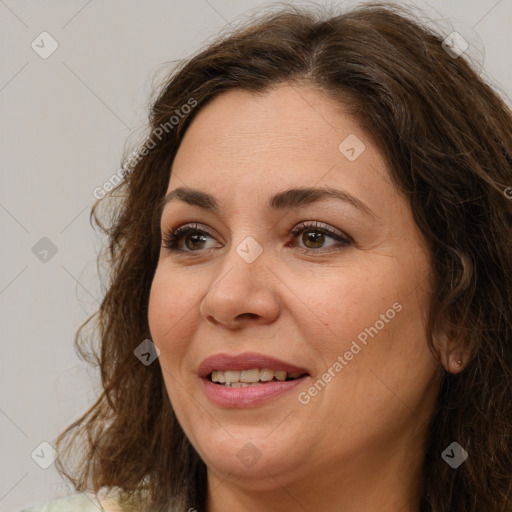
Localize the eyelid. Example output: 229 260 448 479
289 220 352 243
161 222 219 248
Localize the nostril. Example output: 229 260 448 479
237 313 258 320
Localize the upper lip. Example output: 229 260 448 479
198 352 310 378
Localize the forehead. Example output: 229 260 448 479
173 83 359 167
167 83 394 216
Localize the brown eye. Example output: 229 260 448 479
182 231 209 250
162 224 218 252
301 230 326 249
289 221 352 253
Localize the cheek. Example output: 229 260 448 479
298 266 400 357
148 267 198 416
147 265 197 361
147 268 169 343
305 259 435 395
319 275 436 423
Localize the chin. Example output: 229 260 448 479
195 430 300 486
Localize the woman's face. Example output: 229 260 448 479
148 83 441 498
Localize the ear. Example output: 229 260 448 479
435 331 469 374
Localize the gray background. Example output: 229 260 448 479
1 1 511 510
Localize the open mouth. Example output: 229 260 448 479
208 368 309 388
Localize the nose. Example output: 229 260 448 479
199 240 281 329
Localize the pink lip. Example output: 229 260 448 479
201 377 309 408
198 352 311 409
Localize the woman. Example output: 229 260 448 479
20 2 512 511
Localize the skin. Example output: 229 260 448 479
148 82 445 512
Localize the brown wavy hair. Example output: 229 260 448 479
55 2 512 511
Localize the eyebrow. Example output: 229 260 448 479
160 185 377 219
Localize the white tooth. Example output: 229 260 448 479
259 368 275 381
274 370 287 381
288 372 301 379
224 370 240 385
211 371 226 383
240 369 260 383
230 382 248 388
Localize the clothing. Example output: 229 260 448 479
19 493 124 512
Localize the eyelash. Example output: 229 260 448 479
161 221 352 255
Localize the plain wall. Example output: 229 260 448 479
1 0 511 510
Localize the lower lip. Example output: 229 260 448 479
201 376 309 408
